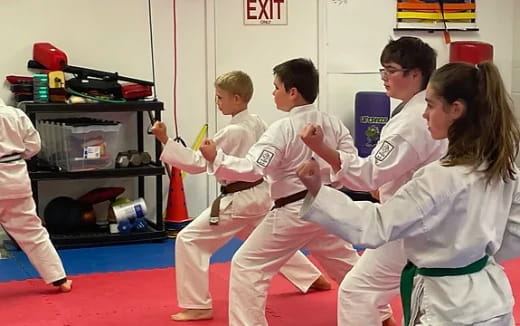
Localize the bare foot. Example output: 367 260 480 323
170 309 213 321
59 279 72 292
382 315 398 326
309 274 331 291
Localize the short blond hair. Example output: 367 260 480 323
214 71 253 103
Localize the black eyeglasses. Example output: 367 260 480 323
379 67 409 78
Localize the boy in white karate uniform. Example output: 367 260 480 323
297 61 520 325
200 59 359 326
300 36 447 325
151 70 329 322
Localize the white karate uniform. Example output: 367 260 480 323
0 100 66 284
301 160 519 325
333 91 448 325
160 110 322 310
209 104 360 326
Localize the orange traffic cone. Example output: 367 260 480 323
164 167 192 233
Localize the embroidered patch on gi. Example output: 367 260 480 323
256 150 274 168
375 141 395 162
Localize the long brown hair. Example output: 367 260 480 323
429 62 520 183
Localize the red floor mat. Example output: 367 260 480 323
0 263 338 326
1 259 519 325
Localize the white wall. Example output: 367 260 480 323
203 0 320 205
322 0 515 132
167 0 210 217
161 0 319 216
213 0 318 126
0 0 518 238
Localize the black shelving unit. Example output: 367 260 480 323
20 101 167 248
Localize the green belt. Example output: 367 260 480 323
400 255 488 326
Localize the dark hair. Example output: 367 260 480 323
273 58 319 103
380 36 436 90
429 62 520 183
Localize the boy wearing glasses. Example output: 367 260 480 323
299 36 448 325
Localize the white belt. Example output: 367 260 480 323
0 153 22 163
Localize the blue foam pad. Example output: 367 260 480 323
1 237 244 282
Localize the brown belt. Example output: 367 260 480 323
272 190 308 209
209 178 264 225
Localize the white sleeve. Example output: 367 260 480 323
17 109 41 159
209 149 265 182
160 139 207 174
160 125 253 175
335 133 421 191
210 125 284 182
334 119 358 156
300 172 441 249
495 189 520 263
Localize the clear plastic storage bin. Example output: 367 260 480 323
37 117 121 171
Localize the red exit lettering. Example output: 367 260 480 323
246 0 284 20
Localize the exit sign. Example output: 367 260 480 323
244 0 287 25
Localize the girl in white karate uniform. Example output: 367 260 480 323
297 61 520 325
0 100 71 292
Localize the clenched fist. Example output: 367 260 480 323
199 139 217 162
299 124 324 151
296 158 322 197
151 121 169 144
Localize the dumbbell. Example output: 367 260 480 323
115 154 130 168
115 151 152 168
140 152 151 165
